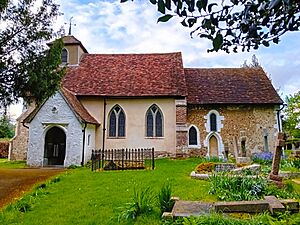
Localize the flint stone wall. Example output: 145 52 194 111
186 105 278 156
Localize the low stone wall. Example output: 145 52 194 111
0 141 9 158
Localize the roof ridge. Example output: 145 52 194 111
84 52 182 56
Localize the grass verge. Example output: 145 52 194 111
0 158 26 169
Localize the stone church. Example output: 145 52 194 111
9 36 283 167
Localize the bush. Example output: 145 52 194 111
0 141 9 158
288 155 300 169
265 182 299 199
209 173 300 201
209 173 267 201
195 162 215 173
251 152 273 165
158 182 174 214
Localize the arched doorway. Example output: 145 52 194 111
44 127 66 166
209 135 219 157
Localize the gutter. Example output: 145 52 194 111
276 104 286 132
22 121 29 129
81 122 87 166
102 98 107 151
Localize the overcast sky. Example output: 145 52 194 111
8 0 300 119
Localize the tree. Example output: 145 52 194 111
241 54 261 68
121 0 300 53
0 0 65 109
0 115 14 138
283 91 300 138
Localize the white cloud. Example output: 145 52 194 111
9 0 300 117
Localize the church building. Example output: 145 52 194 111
10 36 283 167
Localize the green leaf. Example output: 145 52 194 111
181 19 188 27
213 33 223 51
150 0 157 4
208 3 217 13
120 0 129 3
262 40 270 47
165 0 171 10
201 0 208 11
187 18 197 27
273 37 279 44
157 0 165 14
157 14 173 23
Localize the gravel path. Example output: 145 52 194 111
0 168 64 209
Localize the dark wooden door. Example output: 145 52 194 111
44 127 66 166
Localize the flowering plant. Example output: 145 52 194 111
251 152 273 165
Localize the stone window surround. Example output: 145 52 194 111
187 124 201 148
204 109 224 133
145 104 164 138
107 104 126 138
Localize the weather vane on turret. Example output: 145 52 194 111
65 17 76 35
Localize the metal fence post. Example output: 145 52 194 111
91 150 94 171
122 148 124 170
152 147 155 170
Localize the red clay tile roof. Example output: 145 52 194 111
24 89 99 125
61 88 99 124
185 68 283 104
62 52 187 97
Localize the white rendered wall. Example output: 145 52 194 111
27 92 84 167
80 98 176 153
84 124 96 162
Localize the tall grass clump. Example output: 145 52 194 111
158 182 174 214
118 186 155 221
209 173 267 201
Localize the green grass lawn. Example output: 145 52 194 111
0 158 215 225
1 158 300 225
0 158 26 169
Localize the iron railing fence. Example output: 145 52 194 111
91 147 155 171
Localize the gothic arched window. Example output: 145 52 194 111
108 105 126 137
210 113 217 131
146 105 163 137
61 48 68 64
188 126 198 146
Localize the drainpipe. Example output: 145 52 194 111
81 122 87 166
102 98 107 151
276 104 286 132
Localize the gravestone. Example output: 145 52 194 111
269 132 285 183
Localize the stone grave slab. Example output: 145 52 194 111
172 200 213 217
214 200 269 213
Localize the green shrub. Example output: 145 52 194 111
118 186 155 221
265 182 299 199
158 182 174 214
209 173 267 201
